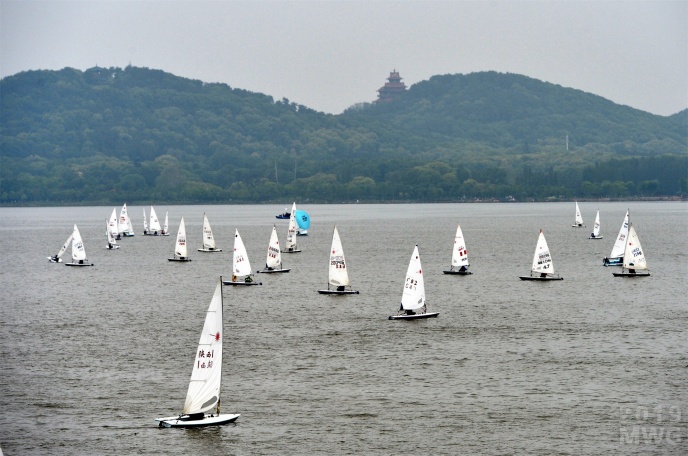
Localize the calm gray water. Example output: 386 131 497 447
1 202 686 455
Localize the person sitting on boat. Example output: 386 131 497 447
405 309 416 315
540 272 547 278
50 254 59 262
458 265 468 273
244 275 253 283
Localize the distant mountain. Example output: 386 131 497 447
1 66 686 204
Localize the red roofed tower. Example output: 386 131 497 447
376 69 407 103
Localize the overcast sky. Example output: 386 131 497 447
1 1 686 116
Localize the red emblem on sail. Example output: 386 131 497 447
215 332 220 341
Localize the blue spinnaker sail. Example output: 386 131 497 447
295 210 310 230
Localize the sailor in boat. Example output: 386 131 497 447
405 309 416 315
232 274 237 282
264 263 274 271
108 242 114 249
244 275 253 283
79 259 84 265
50 254 59 262
337 285 345 292
540 272 547 278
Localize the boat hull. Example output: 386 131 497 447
612 272 651 277
65 262 94 267
317 289 360 295
168 258 192 262
571 224 586 228
257 268 291 273
156 413 240 428
47 257 62 263
588 236 603 240
519 275 563 281
281 249 302 253
443 270 472 275
222 280 262 286
389 312 439 320
197 248 223 252
603 257 623 267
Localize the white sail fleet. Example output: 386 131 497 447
50 201 650 427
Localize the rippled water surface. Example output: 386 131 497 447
1 202 686 455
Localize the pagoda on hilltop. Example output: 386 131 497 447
376 69 407 103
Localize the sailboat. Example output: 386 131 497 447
48 232 73 263
142 208 149 235
257 225 290 273
65 224 94 267
168 217 192 262
612 219 650 277
222 230 262 285
389 245 439 320
108 208 121 240
588 210 603 239
105 218 120 250
318 226 359 294
275 207 291 219
155 277 241 428
161 211 170 236
198 213 222 252
519 229 562 280
118 203 134 237
443 224 472 275
571 201 585 227
282 203 301 253
295 208 310 236
603 210 629 266
144 206 162 236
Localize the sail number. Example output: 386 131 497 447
196 349 215 369
405 277 418 290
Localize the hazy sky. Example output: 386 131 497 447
1 1 686 116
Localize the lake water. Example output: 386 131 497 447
1 202 686 455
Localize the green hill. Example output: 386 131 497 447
1 66 686 204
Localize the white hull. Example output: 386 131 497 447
168 257 192 262
389 312 439 320
443 270 472 275
47 257 62 263
318 289 360 295
65 262 94 267
612 271 651 277
105 245 121 250
198 248 223 252
588 235 603 240
156 413 240 428
519 275 563 281
281 248 302 253
222 280 262 286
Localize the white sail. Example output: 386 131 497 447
592 210 601 237
71 224 87 262
118 203 133 235
108 208 119 238
149 206 161 233
56 234 73 260
182 278 224 415
202 213 217 250
265 225 282 269
162 211 169 235
143 208 149 233
622 223 648 271
573 201 584 226
285 202 298 251
175 217 188 258
531 229 554 275
232 229 252 277
328 226 350 287
450 224 469 269
400 245 425 311
609 211 630 258
106 218 118 247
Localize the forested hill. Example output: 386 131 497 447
1 66 686 205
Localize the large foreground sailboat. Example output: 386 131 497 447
257 225 290 273
389 245 439 320
318 226 359 294
155 278 240 428
519 230 562 280
443 224 472 275
612 219 650 277
603 210 629 266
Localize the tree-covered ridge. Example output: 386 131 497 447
1 66 686 204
